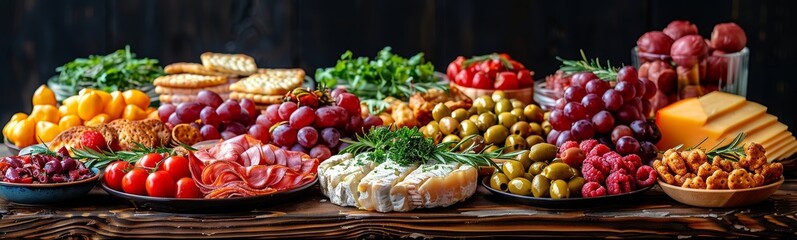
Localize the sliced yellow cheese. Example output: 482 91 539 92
699 91 747 122
703 102 767 139
770 140 797 161
759 131 792 149
745 122 788 147
719 114 778 143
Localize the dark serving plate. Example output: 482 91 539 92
0 168 99 204
481 177 654 209
99 178 318 213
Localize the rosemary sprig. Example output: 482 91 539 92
672 132 747 163
556 49 619 81
462 53 514 70
341 126 517 169
71 142 193 169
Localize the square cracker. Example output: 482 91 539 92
164 62 226 76
200 52 257 76
154 74 228 88
230 69 304 95
229 91 284 104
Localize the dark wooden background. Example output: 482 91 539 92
2 0 796 133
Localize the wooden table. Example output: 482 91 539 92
1 147 796 239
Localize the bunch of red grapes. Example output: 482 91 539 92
158 91 260 141
547 66 661 162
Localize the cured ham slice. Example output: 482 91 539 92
189 135 319 199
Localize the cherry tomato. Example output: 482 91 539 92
136 153 165 169
509 60 525 71
446 56 465 80
471 72 493 89
121 168 149 196
498 53 512 61
482 61 499 79
145 170 176 198
517 69 534 88
104 161 132 191
175 177 202 198
455 69 474 87
161 156 190 179
495 71 519 90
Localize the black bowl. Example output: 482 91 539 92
481 177 654 209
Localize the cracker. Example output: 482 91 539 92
171 124 203 146
200 52 257 76
159 93 230 104
155 84 231 95
153 74 228 88
164 62 226 76
229 69 304 95
229 92 284 104
113 119 171 150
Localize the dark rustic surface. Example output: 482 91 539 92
1 180 796 239
1 0 796 133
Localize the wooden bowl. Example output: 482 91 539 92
658 177 784 208
450 83 533 105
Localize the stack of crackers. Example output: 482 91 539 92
229 68 305 109
156 52 258 105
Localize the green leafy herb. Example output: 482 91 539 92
556 50 620 81
315 47 446 101
361 99 391 115
54 45 164 93
341 126 519 169
70 142 189 169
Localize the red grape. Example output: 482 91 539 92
331 106 350 128
547 129 560 145
168 113 184 126
616 136 640 156
335 93 361 116
570 120 595 141
237 109 252 125
337 139 351 152
564 86 586 102
200 107 221 127
221 131 237 140
548 110 572 131
224 121 247 135
216 100 242 123
554 98 567 111
641 98 652 118
290 106 315 129
563 102 587 121
555 130 575 147
611 125 633 144
615 104 641 125
585 79 610 95
581 94 604 116
200 125 221 140
331 88 347 100
265 104 281 123
320 128 341 148
639 141 658 162
641 78 657 99
176 102 203 122
256 114 274 129
196 90 223 108
629 120 651 141
363 115 384 132
571 72 598 88
591 110 615 134
247 124 271 144
290 144 308 153
240 98 258 118
616 66 638 83
297 126 319 148
614 81 636 101
158 104 176 123
272 124 298 147
278 102 298 121
314 106 338 128
634 79 646 98
310 144 332 161
602 89 623 111
346 116 364 135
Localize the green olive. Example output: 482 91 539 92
510 121 531 137
483 125 509 145
541 121 552 136
469 114 479 124
529 122 543 136
522 173 535 181
508 178 533 196
550 179 570 199
468 106 478 116
459 120 479 138
484 145 500 153
459 135 486 152
514 150 532 169
511 100 524 109
523 104 544 123
544 111 551 121
438 117 460 136
531 174 551 198
569 166 581 178
528 161 548 176
490 172 510 192
474 96 495 114
526 135 545 148
567 177 586 197
510 108 525 122
432 103 451 122
504 134 527 153
550 158 564 164
441 134 461 149
501 160 525 180
498 112 518 128
541 162 574 180
423 122 442 141
528 143 557 162
476 113 497 132
451 108 469 122
492 91 507 102
494 99 513 114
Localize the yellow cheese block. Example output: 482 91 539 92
656 91 795 160
770 140 797 160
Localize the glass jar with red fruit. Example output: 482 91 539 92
632 20 749 107
446 53 535 104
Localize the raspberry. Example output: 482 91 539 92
559 141 580 154
635 165 657 187
605 151 635 174
606 169 634 195
581 182 607 198
623 154 643 169
587 144 611 158
80 130 107 152
579 139 599 154
584 155 610 175
582 162 606 183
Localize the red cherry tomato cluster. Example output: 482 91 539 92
103 153 202 198
446 53 534 90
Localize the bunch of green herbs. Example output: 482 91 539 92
54 45 164 93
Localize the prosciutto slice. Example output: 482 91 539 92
189 135 319 199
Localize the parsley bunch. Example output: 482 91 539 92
53 45 164 93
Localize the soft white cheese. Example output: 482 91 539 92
357 159 418 212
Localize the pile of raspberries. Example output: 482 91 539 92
559 140 658 198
